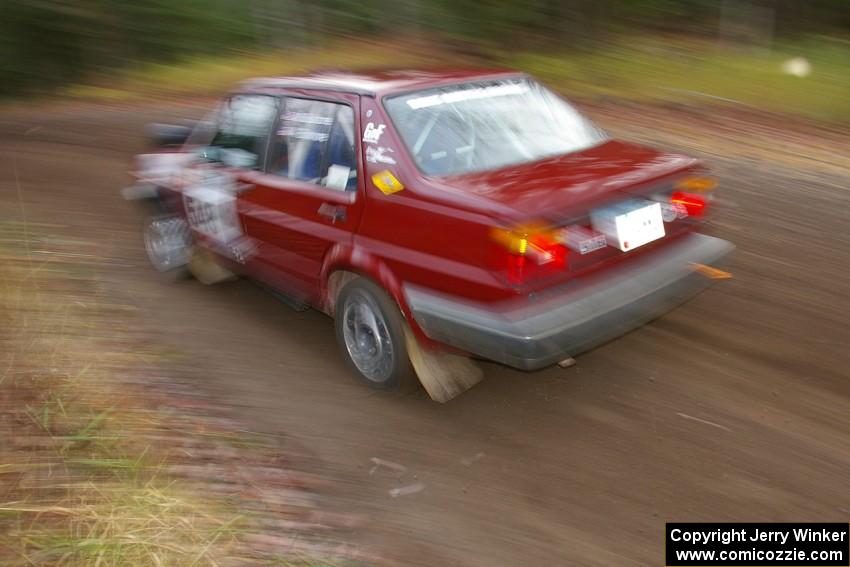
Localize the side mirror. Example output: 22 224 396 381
147 123 192 148
218 148 258 169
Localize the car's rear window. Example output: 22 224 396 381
384 78 606 176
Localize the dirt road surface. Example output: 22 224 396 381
2 99 849 566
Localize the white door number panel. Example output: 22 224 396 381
183 175 243 244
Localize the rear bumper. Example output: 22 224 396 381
404 233 735 371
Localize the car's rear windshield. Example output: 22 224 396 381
384 78 606 177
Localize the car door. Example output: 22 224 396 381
237 92 364 304
180 93 283 275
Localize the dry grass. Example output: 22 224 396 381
0 223 348 566
0 222 240 565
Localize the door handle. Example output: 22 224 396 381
317 203 347 224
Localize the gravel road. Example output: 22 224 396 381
2 99 848 566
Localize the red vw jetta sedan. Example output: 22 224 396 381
126 69 734 401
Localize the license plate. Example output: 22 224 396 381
590 200 666 252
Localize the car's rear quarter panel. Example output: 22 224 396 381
350 97 516 312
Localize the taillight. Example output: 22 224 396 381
676 176 717 193
670 191 708 218
669 175 715 219
490 225 569 286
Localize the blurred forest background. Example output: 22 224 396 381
2 0 849 120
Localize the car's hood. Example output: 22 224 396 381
441 140 701 219
133 150 197 186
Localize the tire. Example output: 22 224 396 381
142 214 192 280
334 278 416 391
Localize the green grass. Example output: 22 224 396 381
59 34 850 123
507 35 850 122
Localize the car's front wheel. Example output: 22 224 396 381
335 279 416 391
143 215 191 277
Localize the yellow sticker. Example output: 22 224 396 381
372 170 404 195
690 263 732 279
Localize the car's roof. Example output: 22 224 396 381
239 68 525 97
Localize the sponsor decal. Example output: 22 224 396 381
559 226 607 255
371 170 404 195
281 111 333 125
365 146 397 165
362 122 386 144
406 82 528 109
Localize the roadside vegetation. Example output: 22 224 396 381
508 35 850 122
0 224 226 565
61 41 439 101
3 1 849 122
0 222 362 565
55 35 850 124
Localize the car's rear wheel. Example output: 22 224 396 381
143 214 191 277
335 279 416 391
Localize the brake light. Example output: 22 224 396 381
671 191 708 218
490 225 569 286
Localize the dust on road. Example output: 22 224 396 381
2 100 849 566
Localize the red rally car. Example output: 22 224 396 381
125 69 734 401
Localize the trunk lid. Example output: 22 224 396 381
443 139 701 221
440 140 710 291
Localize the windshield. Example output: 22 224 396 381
384 78 607 176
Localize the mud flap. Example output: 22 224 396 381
188 247 237 285
405 329 483 403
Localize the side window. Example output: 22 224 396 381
209 95 278 169
269 98 358 191
186 108 220 147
